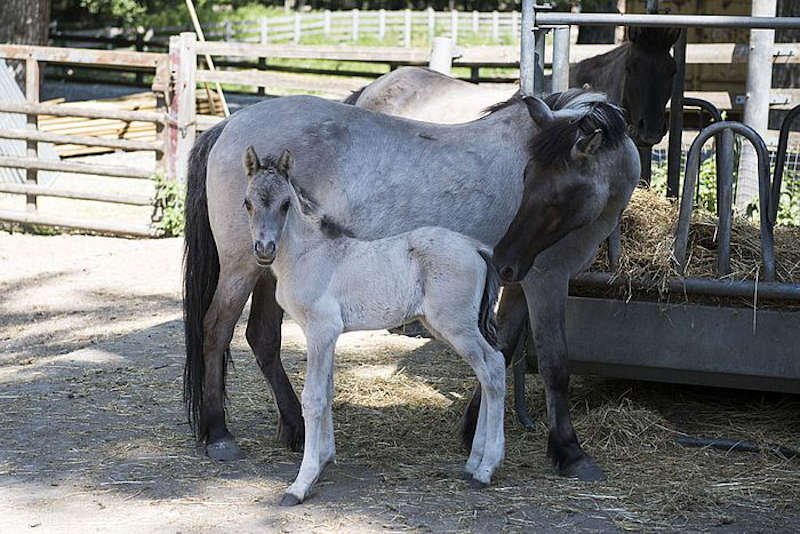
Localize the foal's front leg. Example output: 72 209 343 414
281 321 340 506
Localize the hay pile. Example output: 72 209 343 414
590 188 800 301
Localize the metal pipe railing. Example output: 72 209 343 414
771 104 800 224
682 97 735 275
674 121 776 282
534 13 800 30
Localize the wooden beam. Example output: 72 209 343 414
195 42 431 63
0 183 153 206
0 44 162 69
0 101 164 124
0 156 153 179
0 128 162 152
196 68 365 93
0 209 157 237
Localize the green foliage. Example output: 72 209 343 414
649 154 719 213
152 173 185 237
650 153 800 227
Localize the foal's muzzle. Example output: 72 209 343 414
254 240 276 266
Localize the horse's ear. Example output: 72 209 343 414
278 149 294 176
243 146 260 179
522 96 554 128
570 129 603 160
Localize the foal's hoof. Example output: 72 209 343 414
205 436 245 461
277 414 304 452
468 477 490 490
560 454 606 482
279 493 302 507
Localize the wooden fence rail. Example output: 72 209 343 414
54 8 526 49
0 43 169 236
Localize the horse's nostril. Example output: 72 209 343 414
500 266 515 281
265 241 276 255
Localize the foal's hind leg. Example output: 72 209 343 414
202 265 261 461
247 273 304 452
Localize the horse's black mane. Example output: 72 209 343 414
530 89 627 168
483 88 627 168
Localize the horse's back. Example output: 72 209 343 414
356 67 516 124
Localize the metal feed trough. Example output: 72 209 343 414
518 2 800 394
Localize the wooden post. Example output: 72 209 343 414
492 11 499 43
511 11 519 41
225 19 233 41
25 58 39 214
379 9 386 41
429 36 454 75
135 28 145 84
451 10 458 44
352 9 359 42
324 10 331 38
404 9 412 48
258 18 268 96
294 12 301 44
260 17 269 44
472 10 479 33
427 7 435 41
167 33 197 184
736 0 777 211
615 0 626 44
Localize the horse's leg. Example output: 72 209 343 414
281 320 340 506
246 273 304 451
520 270 604 481
512 327 536 431
202 266 260 460
461 284 529 447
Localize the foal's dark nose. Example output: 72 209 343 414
254 240 276 263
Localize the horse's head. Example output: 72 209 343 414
493 92 627 283
623 26 681 147
243 146 293 266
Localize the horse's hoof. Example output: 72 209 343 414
279 493 302 507
468 477 490 490
277 415 304 452
205 436 245 461
559 454 606 481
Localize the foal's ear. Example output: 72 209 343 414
278 149 294 176
243 146 260 179
570 129 604 160
522 96 554 128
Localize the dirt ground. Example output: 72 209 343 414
1 232 799 534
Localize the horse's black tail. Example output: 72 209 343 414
342 85 366 105
477 249 500 347
183 119 227 440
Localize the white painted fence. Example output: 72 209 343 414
155 9 521 47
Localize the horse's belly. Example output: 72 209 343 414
336 254 423 332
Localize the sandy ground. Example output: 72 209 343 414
1 233 799 533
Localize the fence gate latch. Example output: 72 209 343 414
773 48 795 59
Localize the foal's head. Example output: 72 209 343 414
623 26 681 147
493 91 628 283
243 146 293 266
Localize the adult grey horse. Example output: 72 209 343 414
184 89 639 481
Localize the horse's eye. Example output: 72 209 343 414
244 199 252 211
280 200 290 213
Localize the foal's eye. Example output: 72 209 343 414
280 200 290 213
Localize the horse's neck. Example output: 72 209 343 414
277 211 329 267
572 44 628 104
